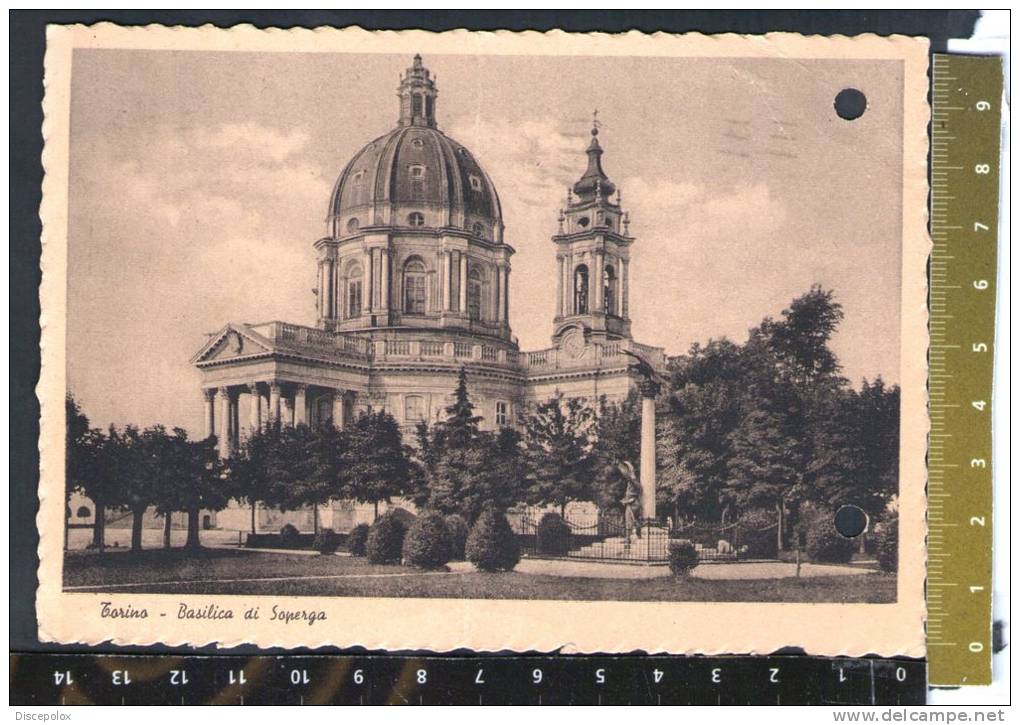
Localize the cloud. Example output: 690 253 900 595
67 121 328 430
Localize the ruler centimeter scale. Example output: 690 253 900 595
927 54 1002 687
10 654 926 705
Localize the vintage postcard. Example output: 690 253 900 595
39 25 929 654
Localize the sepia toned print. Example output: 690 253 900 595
39 25 929 654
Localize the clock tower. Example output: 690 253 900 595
551 120 634 349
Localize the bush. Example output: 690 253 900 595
279 523 301 548
535 512 572 556
444 514 469 560
347 523 370 556
874 516 898 572
312 528 340 555
805 515 856 564
366 512 408 564
668 540 700 577
466 509 521 572
402 512 453 570
736 508 779 559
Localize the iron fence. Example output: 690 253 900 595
509 509 780 563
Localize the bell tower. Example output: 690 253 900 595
551 118 634 346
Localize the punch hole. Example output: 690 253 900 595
834 505 868 538
834 88 867 120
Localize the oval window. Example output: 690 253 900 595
472 222 485 237
408 212 425 227
577 216 590 228
346 217 360 233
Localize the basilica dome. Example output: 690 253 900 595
326 55 503 242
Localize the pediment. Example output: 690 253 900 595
192 324 272 364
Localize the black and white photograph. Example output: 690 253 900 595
37 26 930 654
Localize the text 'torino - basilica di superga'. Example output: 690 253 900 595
191 55 666 531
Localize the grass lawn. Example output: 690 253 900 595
64 548 896 603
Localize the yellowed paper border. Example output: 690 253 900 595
38 24 930 655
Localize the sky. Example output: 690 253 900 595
66 49 904 434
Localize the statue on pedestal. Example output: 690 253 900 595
617 460 643 540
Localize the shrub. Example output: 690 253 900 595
735 508 779 559
668 540 700 577
279 523 301 548
366 512 408 564
444 514 469 560
347 523 370 556
874 516 898 572
402 512 453 570
805 515 856 564
535 512 572 556
312 528 340 555
466 509 521 572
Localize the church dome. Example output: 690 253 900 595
327 55 503 241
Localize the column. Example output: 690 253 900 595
248 383 261 434
333 262 342 321
588 251 598 313
363 248 373 312
316 262 324 317
332 390 346 429
497 263 507 323
555 256 564 317
502 265 510 323
443 251 452 311
325 260 334 318
458 252 468 312
621 258 629 318
216 387 231 459
268 382 281 423
639 379 660 520
380 249 390 311
593 251 604 312
231 395 240 452
281 392 294 426
294 385 308 426
202 389 215 440
563 254 572 315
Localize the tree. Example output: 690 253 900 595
267 423 324 530
65 395 108 550
657 339 750 524
175 433 227 549
655 286 898 552
807 377 899 519
230 422 284 534
521 394 596 516
344 410 415 519
300 422 351 534
106 425 153 553
416 369 526 521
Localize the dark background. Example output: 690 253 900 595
11 10 979 655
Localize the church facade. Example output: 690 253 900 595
191 56 665 532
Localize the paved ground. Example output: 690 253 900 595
691 561 871 580
449 557 873 580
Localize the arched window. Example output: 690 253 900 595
603 264 617 315
409 165 426 200
407 212 425 227
412 93 423 117
405 395 425 423
574 265 589 315
467 266 483 321
403 259 427 314
347 264 363 318
346 217 360 233
76 506 91 519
